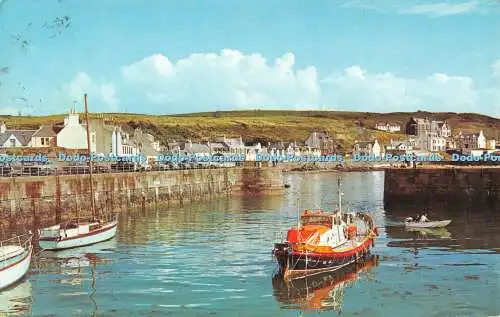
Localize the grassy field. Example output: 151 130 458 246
1 110 499 149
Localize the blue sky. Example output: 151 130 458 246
0 0 499 116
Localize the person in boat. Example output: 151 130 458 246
419 213 429 222
407 214 420 222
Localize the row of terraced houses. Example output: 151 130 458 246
1 110 498 163
371 117 499 156
0 108 330 165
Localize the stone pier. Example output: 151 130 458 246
384 167 500 210
0 167 284 226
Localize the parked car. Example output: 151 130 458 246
22 163 57 176
0 164 12 177
63 162 90 174
111 162 135 172
111 161 149 172
94 163 111 173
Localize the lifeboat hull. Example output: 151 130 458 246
273 237 374 279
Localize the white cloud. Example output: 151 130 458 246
61 50 500 116
121 49 321 112
62 72 119 111
493 60 500 77
99 83 119 112
321 68 481 113
399 1 478 17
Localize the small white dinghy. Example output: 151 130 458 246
404 220 451 228
0 234 33 290
38 216 117 250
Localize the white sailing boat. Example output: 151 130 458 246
38 94 118 250
0 234 33 290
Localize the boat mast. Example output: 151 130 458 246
297 198 300 229
338 177 342 213
84 94 96 218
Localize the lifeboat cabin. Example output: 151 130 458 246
286 210 358 250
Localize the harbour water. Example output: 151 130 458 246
1 171 499 316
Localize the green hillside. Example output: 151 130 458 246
1 110 499 150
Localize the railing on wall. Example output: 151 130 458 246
0 162 244 178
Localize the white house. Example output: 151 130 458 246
245 143 262 161
120 132 139 156
219 136 246 154
375 122 401 133
431 136 446 152
111 127 123 155
31 126 58 148
385 139 413 152
478 130 486 149
353 139 381 157
372 139 381 156
488 139 496 150
181 141 212 162
406 118 452 151
0 122 36 148
437 121 452 138
56 108 96 151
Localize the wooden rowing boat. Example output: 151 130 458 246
404 220 451 228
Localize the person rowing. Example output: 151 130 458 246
419 213 429 222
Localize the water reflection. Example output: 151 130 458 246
0 279 32 316
37 239 116 286
384 205 500 253
89 259 98 317
1 171 497 316
272 255 378 312
405 227 452 239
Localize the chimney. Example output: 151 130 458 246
0 121 6 134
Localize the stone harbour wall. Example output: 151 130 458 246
384 167 500 210
0 167 283 226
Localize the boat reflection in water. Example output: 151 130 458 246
0 279 32 316
384 204 500 253
38 238 116 286
272 254 378 312
405 227 452 239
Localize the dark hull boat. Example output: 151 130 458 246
273 179 378 280
273 233 374 274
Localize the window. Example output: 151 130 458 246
10 138 15 147
41 138 45 146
